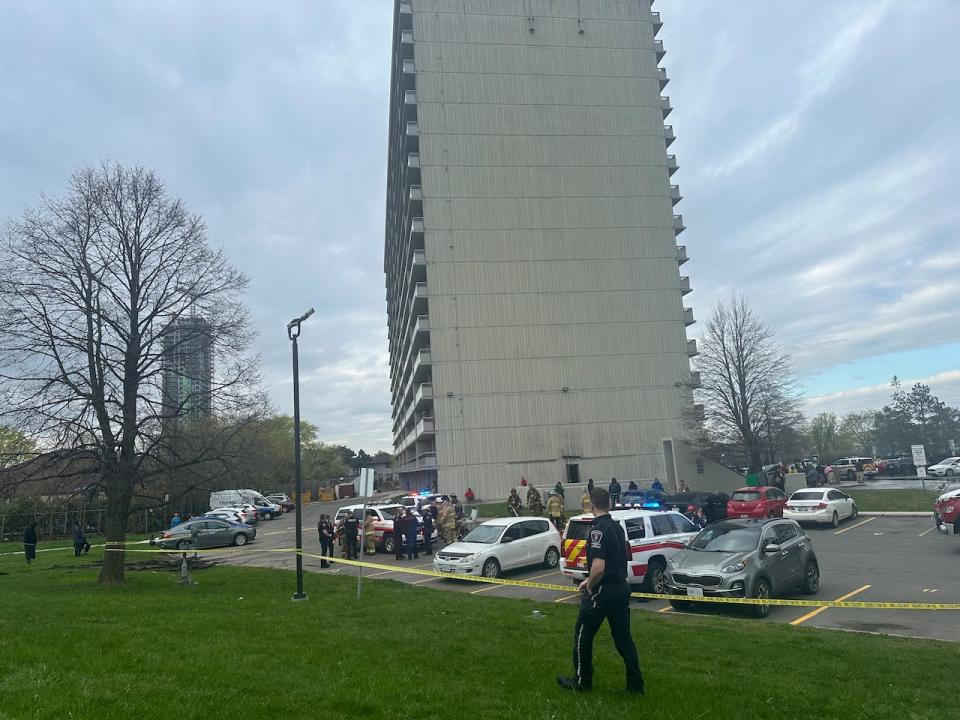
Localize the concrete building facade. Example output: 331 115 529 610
384 0 706 499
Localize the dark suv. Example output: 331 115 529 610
664 518 819 617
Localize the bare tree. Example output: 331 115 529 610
0 163 261 584
695 295 800 470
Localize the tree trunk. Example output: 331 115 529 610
98 466 133 585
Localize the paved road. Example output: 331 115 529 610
221 497 960 642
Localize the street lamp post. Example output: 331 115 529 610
287 308 314 601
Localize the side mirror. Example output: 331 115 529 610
763 542 780 554
502 536 514 544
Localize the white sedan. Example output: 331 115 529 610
433 517 561 579
784 489 858 528
928 457 960 477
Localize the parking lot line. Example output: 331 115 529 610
918 526 936 537
469 570 559 595
554 592 581 603
411 576 441 585
834 517 875 535
789 584 871 626
657 606 673 613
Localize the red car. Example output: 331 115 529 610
727 486 788 519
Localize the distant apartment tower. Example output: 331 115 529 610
384 1 702 498
161 317 213 423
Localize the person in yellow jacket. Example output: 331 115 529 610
580 488 592 513
546 492 565 531
363 511 377 555
438 501 457 545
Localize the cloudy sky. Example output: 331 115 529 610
1 1 958 451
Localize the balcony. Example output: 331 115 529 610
680 276 692 295
676 244 688 265
404 90 416 105
411 217 424 235
664 125 675 147
417 452 437 470
660 96 672 118
401 30 413 44
399 2 411 15
670 184 682 205
651 12 663 35
415 382 433 407
673 214 685 235
416 416 435 436
407 153 420 169
657 67 669 90
411 281 428 313
689 371 702 388
409 185 423 201
412 247 426 267
683 307 695 326
402 59 415 75
667 155 678 176
687 339 699 357
655 40 665 62
406 121 418 137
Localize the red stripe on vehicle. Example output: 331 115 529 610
630 542 686 554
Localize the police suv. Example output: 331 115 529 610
560 509 698 594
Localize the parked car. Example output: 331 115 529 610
217 505 258 524
664 518 820 617
727 487 787 519
831 457 878 481
203 510 244 524
616 489 670 510
784 488 858 528
664 491 730 524
875 457 915 476
928 457 960 477
934 484 960 536
153 517 256 549
255 502 282 521
433 517 561 579
265 493 295 513
560 509 697 593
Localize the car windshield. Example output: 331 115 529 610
690 526 760 552
461 524 506 544
732 491 761 502
790 491 824 501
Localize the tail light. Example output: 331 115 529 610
817 503 827 509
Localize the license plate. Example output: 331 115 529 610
438 565 453 572
739 514 749 518
687 587 704 597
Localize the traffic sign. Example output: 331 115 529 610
912 444 927 468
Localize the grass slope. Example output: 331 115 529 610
845 488 939 512
1 546 956 720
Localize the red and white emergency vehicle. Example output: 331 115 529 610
560 509 698 594
333 504 433 554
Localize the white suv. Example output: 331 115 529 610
434 517 561 578
560 509 698 594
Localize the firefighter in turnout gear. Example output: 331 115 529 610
438 501 457 545
507 488 522 517
557 487 644 695
526 486 544 516
580 488 592 513
363 510 377 555
546 492 565 532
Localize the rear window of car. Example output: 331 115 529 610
732 491 761 501
522 520 550 536
790 491 824 501
650 515 673 536
565 521 592 541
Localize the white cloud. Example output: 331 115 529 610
804 370 960 416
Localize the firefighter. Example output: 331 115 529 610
438 501 457 545
580 488 592 513
507 488 522 517
527 486 544 516
363 510 377 555
342 511 360 561
546 491 564 531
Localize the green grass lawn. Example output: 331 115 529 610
1 546 957 719
845 488 939 512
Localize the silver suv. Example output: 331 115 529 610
664 518 819 617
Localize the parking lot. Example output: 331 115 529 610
223 498 960 642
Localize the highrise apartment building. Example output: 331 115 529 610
384 1 706 498
161 316 213 424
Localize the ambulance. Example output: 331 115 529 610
560 509 698 594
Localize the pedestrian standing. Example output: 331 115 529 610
587 478 594 494
464 487 475 504
439 501 457 545
557 488 644 695
651 478 664 492
608 477 622 507
453 496 464 521
72 521 88 557
318 514 334 568
547 492 565 531
554 481 565 499
23 522 38 565
422 509 434 556
580 488 592 513
170 512 182 528
363 511 378 555
855 458 866 485
402 508 420 560
343 511 360 561
393 509 404 559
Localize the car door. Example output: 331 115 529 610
758 525 787 591
520 520 550 566
499 522 527 570
773 522 804 588
827 490 850 519
766 488 786 517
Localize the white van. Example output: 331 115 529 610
209 489 280 520
560 509 697 594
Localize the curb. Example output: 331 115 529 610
859 511 932 517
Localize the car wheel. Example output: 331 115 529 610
644 559 667 594
752 578 771 618
233 533 248 547
830 512 839 529
262 512 272 521
802 562 820 595
670 600 692 610
850 503 858 520
177 540 190 551
482 558 501 579
543 547 560 569
947 469 956 477
383 534 395 554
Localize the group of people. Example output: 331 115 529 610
508 476 661 530
19 520 91 565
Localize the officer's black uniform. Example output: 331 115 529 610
318 519 334 568
343 515 360 560
561 513 643 693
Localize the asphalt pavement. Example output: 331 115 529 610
220 496 960 642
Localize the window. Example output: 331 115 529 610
521 520 549 537
761 528 780 548
774 524 799 544
668 514 695 533
827 491 844 501
503 524 524 542
650 515 674 536
732 491 761 502
624 518 646 541
766 489 785 499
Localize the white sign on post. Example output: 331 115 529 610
912 445 927 478
355 467 375 497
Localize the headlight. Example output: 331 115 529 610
461 555 476 563
666 559 677 570
721 559 747 573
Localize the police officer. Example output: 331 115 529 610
608 477 622 507
342 511 360 561
557 487 644 695
421 508 434 556
317 514 335 568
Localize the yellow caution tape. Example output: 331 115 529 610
8 541 960 611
